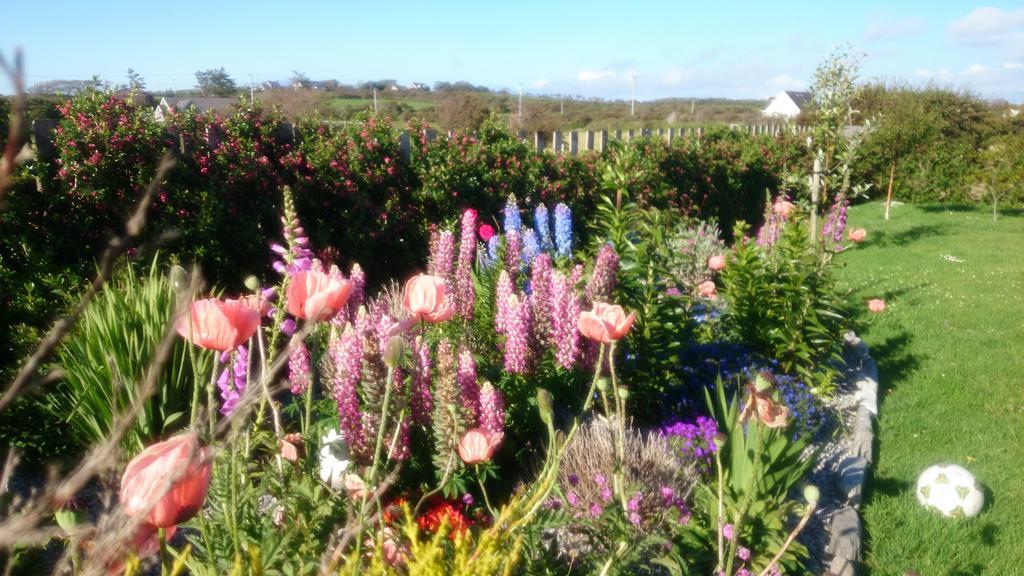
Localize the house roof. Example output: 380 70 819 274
785 91 813 108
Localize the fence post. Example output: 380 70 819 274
399 131 411 160
534 131 546 152
666 127 675 147
569 131 579 155
599 130 608 152
425 128 437 144
552 131 563 154
583 130 594 152
31 119 58 159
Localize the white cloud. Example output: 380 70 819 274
577 68 616 82
865 16 925 41
768 74 803 89
661 68 693 86
1004 61 1024 69
532 79 550 89
963 63 991 76
949 6 1024 39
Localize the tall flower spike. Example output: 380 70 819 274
530 254 553 345
457 347 480 426
585 243 619 305
486 235 500 268
346 263 366 322
503 294 533 374
288 338 312 395
431 340 465 465
455 209 478 319
554 203 573 258
330 326 366 457
428 230 456 285
504 230 522 279
411 338 433 426
495 270 515 334
217 345 248 416
522 228 540 268
549 270 581 369
478 381 506 437
535 204 554 252
503 195 522 233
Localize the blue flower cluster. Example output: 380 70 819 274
503 196 522 233
554 203 573 258
522 228 540 267
665 342 828 437
534 204 554 252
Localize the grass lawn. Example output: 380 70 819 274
835 202 1024 575
328 96 436 112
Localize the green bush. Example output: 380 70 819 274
46 257 213 456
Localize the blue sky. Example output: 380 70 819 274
2 1 1023 101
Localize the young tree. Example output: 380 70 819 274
977 134 1024 221
868 87 939 220
127 68 146 91
810 44 861 201
194 68 238 96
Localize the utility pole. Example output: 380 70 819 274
249 73 255 106
631 75 638 116
518 83 523 119
373 87 378 114
560 95 564 115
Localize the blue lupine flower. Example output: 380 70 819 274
487 235 501 266
554 203 573 258
503 197 522 233
534 204 554 252
522 228 540 268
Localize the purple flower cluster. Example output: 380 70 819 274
661 416 719 471
271 209 313 275
584 243 619 305
217 345 248 416
478 381 506 436
288 338 312 395
455 209 478 319
329 326 366 455
822 193 849 247
428 230 456 283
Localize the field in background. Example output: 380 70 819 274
836 203 1024 575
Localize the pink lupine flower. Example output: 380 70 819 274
288 338 312 395
478 381 506 437
504 230 522 277
457 347 480 426
584 244 619 305
330 327 366 456
549 270 581 369
530 254 553 344
346 263 366 321
428 230 456 284
495 270 515 334
455 209 478 319
503 294 533 374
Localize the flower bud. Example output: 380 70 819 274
754 371 773 392
536 388 554 426
54 498 86 534
803 484 820 504
616 386 629 400
170 265 189 294
383 336 406 369
713 433 728 448
596 377 609 393
244 275 260 291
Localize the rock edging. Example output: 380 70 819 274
827 332 878 576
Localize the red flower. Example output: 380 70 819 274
478 224 496 241
417 500 470 538
177 298 261 352
287 270 354 321
120 433 213 528
577 302 636 344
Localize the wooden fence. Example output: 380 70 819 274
29 119 808 160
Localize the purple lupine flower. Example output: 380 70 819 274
457 347 480 426
737 547 751 561
534 204 554 252
495 270 514 334
503 196 522 233
503 294 533 374
585 243 619 305
553 203 573 258
478 381 506 436
548 270 581 369
346 263 365 321
288 339 312 395
529 254 553 344
331 327 365 456
522 228 540 268
273 212 315 275
504 230 522 278
411 338 433 426
428 230 456 284
455 209 478 319
822 193 849 246
217 345 248 416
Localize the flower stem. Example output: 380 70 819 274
368 366 395 488
476 465 497 518
207 360 219 436
582 344 606 412
715 445 725 572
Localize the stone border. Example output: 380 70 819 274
827 332 878 576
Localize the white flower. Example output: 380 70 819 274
319 430 350 490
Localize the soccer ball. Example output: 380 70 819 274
915 464 985 517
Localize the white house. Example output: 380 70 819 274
762 91 812 119
154 97 237 122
